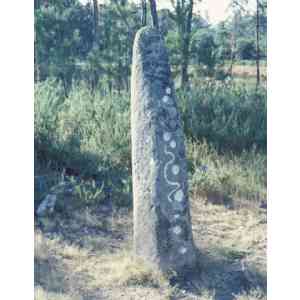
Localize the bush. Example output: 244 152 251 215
236 39 257 60
177 80 267 152
191 30 219 77
35 79 266 206
35 79 131 207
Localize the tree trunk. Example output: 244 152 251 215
256 0 260 86
93 0 99 44
181 0 193 89
181 44 189 88
228 33 235 77
34 1 40 82
34 32 40 82
141 0 147 26
228 13 237 77
92 0 100 90
34 0 40 10
149 0 159 29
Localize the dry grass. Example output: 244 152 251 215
35 209 174 300
190 200 267 299
233 289 266 300
86 252 168 287
35 195 266 300
35 286 82 300
231 65 267 79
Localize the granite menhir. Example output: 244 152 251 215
131 26 196 274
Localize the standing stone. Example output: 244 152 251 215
131 26 196 274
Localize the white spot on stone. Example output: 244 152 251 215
179 246 187 254
172 165 180 175
162 95 170 104
173 226 182 235
150 158 155 166
174 189 184 202
170 140 176 148
174 214 180 220
166 87 171 95
163 132 171 142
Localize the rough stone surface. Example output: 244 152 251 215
35 181 75 216
36 194 57 217
131 26 196 274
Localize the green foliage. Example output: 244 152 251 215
191 30 219 76
72 177 105 205
215 21 232 61
177 80 267 152
34 79 65 153
35 79 131 207
165 30 182 74
237 38 256 60
35 2 94 85
35 0 267 89
35 0 140 92
35 80 266 207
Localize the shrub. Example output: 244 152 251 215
237 39 257 60
191 30 219 77
35 79 131 207
177 80 267 153
35 79 266 206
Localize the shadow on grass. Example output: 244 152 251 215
36 205 131 255
35 130 133 210
35 256 105 300
172 248 266 300
35 255 70 295
36 208 266 300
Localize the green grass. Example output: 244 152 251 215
178 80 267 152
35 79 266 209
188 141 266 204
225 59 267 67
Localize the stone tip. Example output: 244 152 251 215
134 26 162 47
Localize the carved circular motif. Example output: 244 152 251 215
162 95 171 104
173 226 182 235
163 132 171 142
170 140 177 148
172 165 180 175
179 246 187 254
174 189 184 202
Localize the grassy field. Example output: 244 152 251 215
35 194 266 300
34 78 267 300
231 65 267 81
181 61 267 88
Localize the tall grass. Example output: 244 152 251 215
35 79 266 206
35 79 130 172
178 79 267 152
187 141 266 203
35 79 132 207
